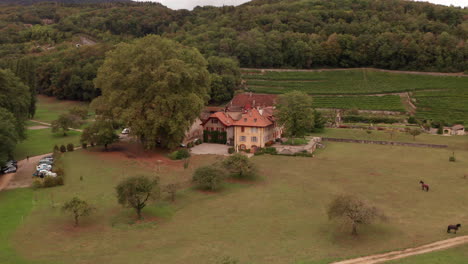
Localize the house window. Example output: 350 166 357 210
251 127 258 133
241 127 245 132
240 136 246 142
251 136 257 142
211 119 218 124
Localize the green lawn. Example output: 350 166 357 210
385 244 468 264
14 128 81 160
0 189 37 264
7 139 468 264
34 95 90 123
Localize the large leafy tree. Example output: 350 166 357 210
277 91 315 138
94 35 210 149
51 113 81 136
80 119 119 150
116 176 160 220
207 56 241 104
222 153 257 179
0 108 19 166
327 195 386 236
0 69 31 140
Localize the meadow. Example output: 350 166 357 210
5 139 468 264
34 95 89 123
13 128 81 160
386 244 468 264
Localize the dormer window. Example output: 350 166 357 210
254 118 257 122
244 118 247 122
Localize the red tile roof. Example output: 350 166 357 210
202 109 274 128
233 108 273 127
202 112 235 127
230 93 278 109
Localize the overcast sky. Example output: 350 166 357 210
135 0 467 10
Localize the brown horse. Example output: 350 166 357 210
419 180 429 192
447 224 461 234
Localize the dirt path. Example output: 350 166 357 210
0 153 52 191
331 235 468 264
242 68 467 77
29 120 83 132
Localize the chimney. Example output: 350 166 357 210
259 109 264 116
253 99 256 107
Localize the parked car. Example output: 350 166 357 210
121 128 130 134
5 160 17 168
33 170 56 178
36 164 52 171
38 160 53 165
1 165 17 174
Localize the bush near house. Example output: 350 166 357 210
169 149 191 160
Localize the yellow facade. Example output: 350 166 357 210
234 126 275 151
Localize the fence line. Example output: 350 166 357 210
322 137 448 148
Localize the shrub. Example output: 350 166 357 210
169 149 191 160
55 176 64 186
53 145 59 153
43 177 56 188
82 142 87 149
449 155 456 162
245 149 251 153
408 116 417 124
265 141 275 147
90 142 95 147
228 147 235 154
265 147 277 155
176 149 190 160
67 143 74 152
192 165 225 191
223 153 257 179
60 145 67 153
31 179 43 189
343 115 401 124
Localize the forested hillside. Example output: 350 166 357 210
0 0 466 102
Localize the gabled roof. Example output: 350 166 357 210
230 93 278 109
202 112 235 127
452 124 465 130
233 108 273 127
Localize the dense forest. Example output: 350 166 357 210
0 0 466 102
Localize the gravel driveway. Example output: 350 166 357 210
190 143 230 155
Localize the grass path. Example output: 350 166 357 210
332 236 468 264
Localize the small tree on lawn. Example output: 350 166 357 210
81 120 119 151
52 113 81 136
223 153 257 179
116 175 160 220
192 165 225 191
327 194 386 236
165 183 178 202
277 91 315 138
62 197 94 227
408 128 422 141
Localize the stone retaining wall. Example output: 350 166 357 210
322 137 447 148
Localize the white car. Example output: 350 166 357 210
121 128 130 134
36 164 52 171
37 170 57 177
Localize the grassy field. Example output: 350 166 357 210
0 189 37 264
242 69 468 95
34 95 89 123
14 128 81 160
386 244 468 264
313 95 405 112
6 139 468 264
